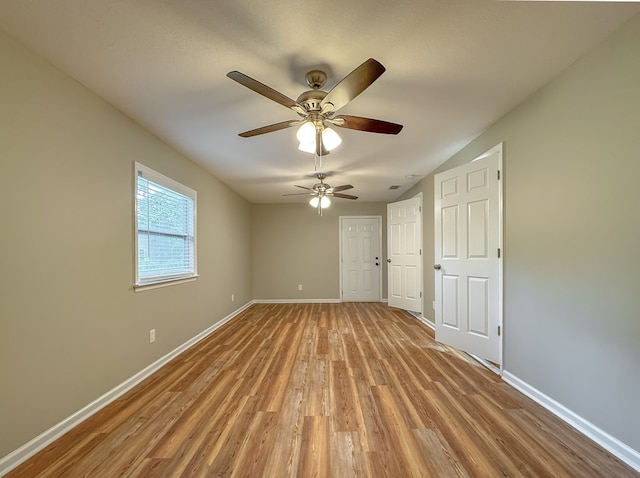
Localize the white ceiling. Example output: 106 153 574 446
1 1 638 203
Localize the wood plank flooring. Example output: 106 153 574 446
7 302 637 477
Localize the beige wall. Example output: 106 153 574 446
252 202 387 300
402 14 640 450
0 30 252 457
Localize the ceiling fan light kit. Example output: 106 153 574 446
296 121 315 143
297 140 315 154
228 58 402 214
321 127 341 150
309 196 331 209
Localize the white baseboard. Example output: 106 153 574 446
0 301 253 477
419 315 435 330
404 310 435 330
252 299 388 304
503 370 640 473
252 298 342 304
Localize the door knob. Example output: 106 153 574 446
387 258 392 263
433 264 442 270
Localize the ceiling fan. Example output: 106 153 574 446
284 173 357 214
227 58 403 156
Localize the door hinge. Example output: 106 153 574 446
498 325 501 336
497 170 501 180
420 248 422 255
497 248 501 258
419 206 422 212
420 291 422 298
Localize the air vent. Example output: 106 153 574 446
388 185 400 190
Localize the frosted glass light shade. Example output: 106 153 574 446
309 196 331 208
322 127 342 151
298 141 315 153
296 122 316 143
297 123 341 154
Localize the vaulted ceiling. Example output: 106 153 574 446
1 1 638 203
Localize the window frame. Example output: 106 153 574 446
133 162 198 291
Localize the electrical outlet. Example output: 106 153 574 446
298 284 303 291
231 294 235 302
149 329 156 343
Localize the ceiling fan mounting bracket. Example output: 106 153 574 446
305 69 327 89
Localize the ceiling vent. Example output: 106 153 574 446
388 185 400 190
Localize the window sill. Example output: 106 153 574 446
134 275 199 292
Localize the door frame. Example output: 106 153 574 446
339 216 383 302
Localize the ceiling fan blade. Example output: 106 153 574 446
283 192 314 196
227 71 302 111
328 184 353 193
294 185 313 191
320 58 385 113
334 115 403 134
238 121 294 138
330 193 358 200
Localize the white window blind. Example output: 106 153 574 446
134 163 197 287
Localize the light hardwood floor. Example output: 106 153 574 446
7 303 638 477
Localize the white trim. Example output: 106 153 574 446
414 192 424 316
503 371 640 473
419 315 435 330
406 311 435 330
133 275 199 292
0 301 252 477
495 142 504 373
252 298 342 304
467 353 501 376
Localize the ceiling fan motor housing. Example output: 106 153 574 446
313 173 329 195
296 89 327 114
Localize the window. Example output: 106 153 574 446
134 162 197 290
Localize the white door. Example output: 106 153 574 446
340 216 382 302
387 195 423 313
434 144 502 364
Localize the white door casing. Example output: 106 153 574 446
387 195 423 313
434 144 503 364
340 216 382 302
